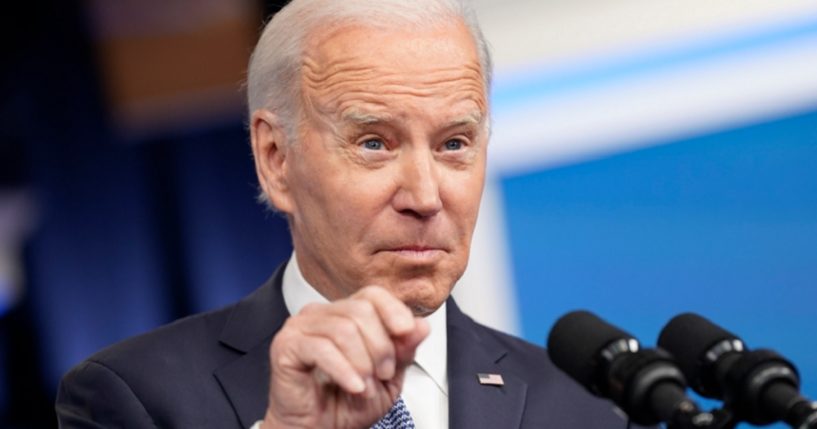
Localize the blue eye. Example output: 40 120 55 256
444 139 463 151
362 139 384 150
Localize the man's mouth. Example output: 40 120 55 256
381 246 447 262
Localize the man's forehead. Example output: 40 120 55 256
300 22 488 122
302 20 482 76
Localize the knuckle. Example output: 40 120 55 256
333 319 358 338
348 299 375 317
313 338 334 355
269 318 309 356
300 302 324 314
269 330 294 360
357 285 386 300
371 340 395 361
272 323 294 345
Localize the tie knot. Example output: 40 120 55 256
371 396 415 429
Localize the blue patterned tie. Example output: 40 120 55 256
371 396 415 429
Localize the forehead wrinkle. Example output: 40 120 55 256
307 78 487 116
326 87 486 120
302 55 375 86
301 51 488 122
323 85 487 127
309 66 484 91
303 52 485 95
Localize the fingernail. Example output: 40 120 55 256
377 357 395 380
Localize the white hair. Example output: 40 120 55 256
246 0 493 140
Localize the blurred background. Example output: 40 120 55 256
1 0 816 427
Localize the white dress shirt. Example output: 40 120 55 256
252 253 449 428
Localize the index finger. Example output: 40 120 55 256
352 286 416 336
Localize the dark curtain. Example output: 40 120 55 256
0 1 291 427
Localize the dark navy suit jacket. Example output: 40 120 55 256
56 266 646 428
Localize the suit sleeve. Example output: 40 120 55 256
56 360 157 429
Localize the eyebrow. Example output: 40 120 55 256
341 111 392 125
340 110 485 127
445 111 483 128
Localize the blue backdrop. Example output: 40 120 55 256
504 108 817 427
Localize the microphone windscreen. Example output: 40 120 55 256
547 310 635 389
657 313 742 384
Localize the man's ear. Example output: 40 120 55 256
250 109 295 213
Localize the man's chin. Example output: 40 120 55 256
388 277 452 317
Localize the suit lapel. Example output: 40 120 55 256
213 265 290 429
213 344 273 428
447 300 528 429
210 268 530 429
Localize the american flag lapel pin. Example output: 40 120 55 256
477 373 504 386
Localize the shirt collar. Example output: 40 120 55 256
281 252 449 394
415 299 448 395
282 252 328 314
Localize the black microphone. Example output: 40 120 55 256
658 313 817 428
547 310 699 426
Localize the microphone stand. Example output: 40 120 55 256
645 380 737 429
662 400 817 428
666 408 736 429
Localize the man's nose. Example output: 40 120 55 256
393 149 443 219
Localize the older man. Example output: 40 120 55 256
56 1 643 428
